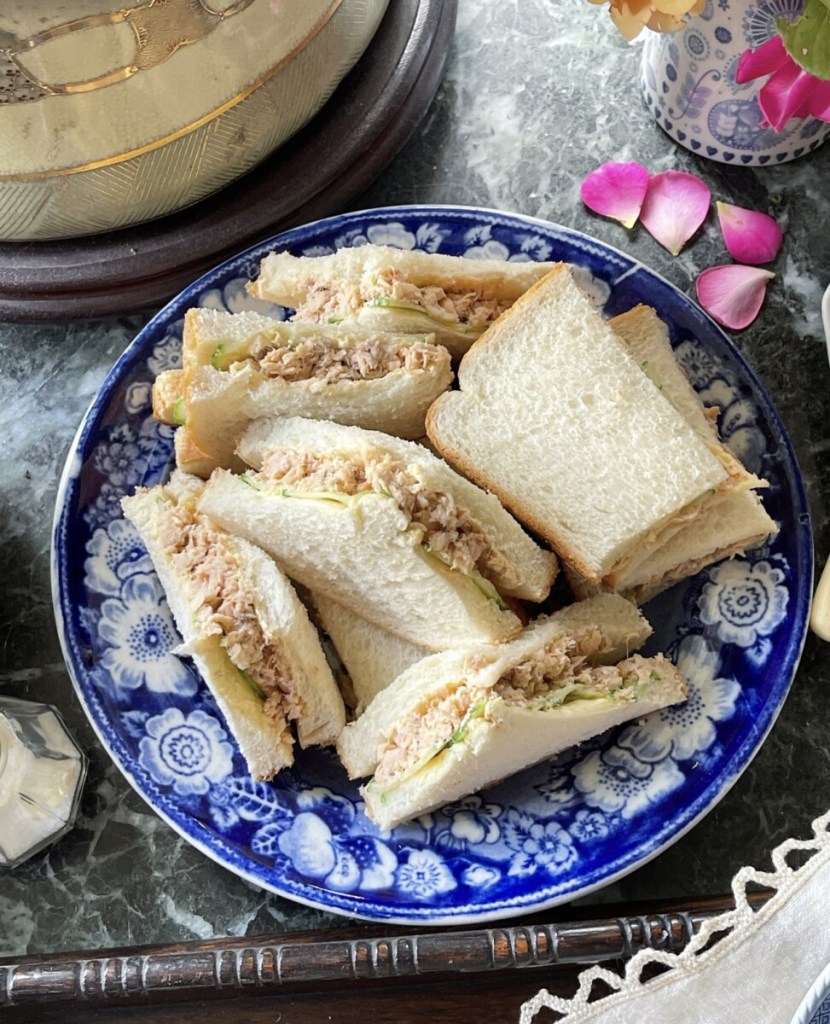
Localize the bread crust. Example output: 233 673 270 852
152 368 184 425
248 244 558 306
121 474 345 780
198 469 525 652
426 264 742 585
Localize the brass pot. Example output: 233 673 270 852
0 0 388 240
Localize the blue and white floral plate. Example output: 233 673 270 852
792 961 830 1024
52 206 812 925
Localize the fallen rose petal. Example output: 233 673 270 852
715 201 783 265
580 162 650 229
695 264 775 330
639 171 711 255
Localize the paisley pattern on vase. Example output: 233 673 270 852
640 0 830 164
53 207 811 923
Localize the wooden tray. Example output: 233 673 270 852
0 0 456 322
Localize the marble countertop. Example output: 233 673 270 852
2 0 830 961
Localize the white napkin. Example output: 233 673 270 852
520 811 830 1024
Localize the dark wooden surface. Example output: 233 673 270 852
0 0 456 321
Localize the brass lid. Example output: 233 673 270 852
0 0 347 177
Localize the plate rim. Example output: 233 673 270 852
791 960 830 1024
51 203 814 924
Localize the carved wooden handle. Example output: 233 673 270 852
0 891 772 1006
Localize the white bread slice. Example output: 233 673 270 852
426 264 733 585
362 661 684 831
312 592 429 715
567 489 776 602
610 306 716 442
627 492 775 600
337 591 652 778
249 245 557 306
609 305 762 486
336 593 684 830
177 307 453 467
152 369 184 426
173 426 223 479
197 467 524 652
121 471 345 780
248 245 557 358
570 304 776 600
235 415 558 603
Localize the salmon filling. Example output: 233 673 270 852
292 269 511 329
237 333 442 384
372 632 663 784
257 448 519 588
158 502 301 736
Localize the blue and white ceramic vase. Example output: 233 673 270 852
640 0 830 164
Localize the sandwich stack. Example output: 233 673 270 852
116 244 776 829
426 263 776 602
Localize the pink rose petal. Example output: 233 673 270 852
580 162 650 229
808 79 830 120
737 36 830 130
715 201 783 265
639 171 711 255
735 35 789 84
758 62 816 130
696 264 775 330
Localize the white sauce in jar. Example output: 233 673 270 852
0 707 86 868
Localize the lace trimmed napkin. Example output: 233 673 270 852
520 811 830 1024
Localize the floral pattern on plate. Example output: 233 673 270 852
53 206 812 924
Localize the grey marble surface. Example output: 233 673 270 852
1 0 829 958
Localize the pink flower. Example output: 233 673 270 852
736 35 830 131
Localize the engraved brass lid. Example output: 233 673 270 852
0 0 389 240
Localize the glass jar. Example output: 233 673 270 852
0 696 87 869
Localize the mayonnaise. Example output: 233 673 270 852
0 700 87 869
